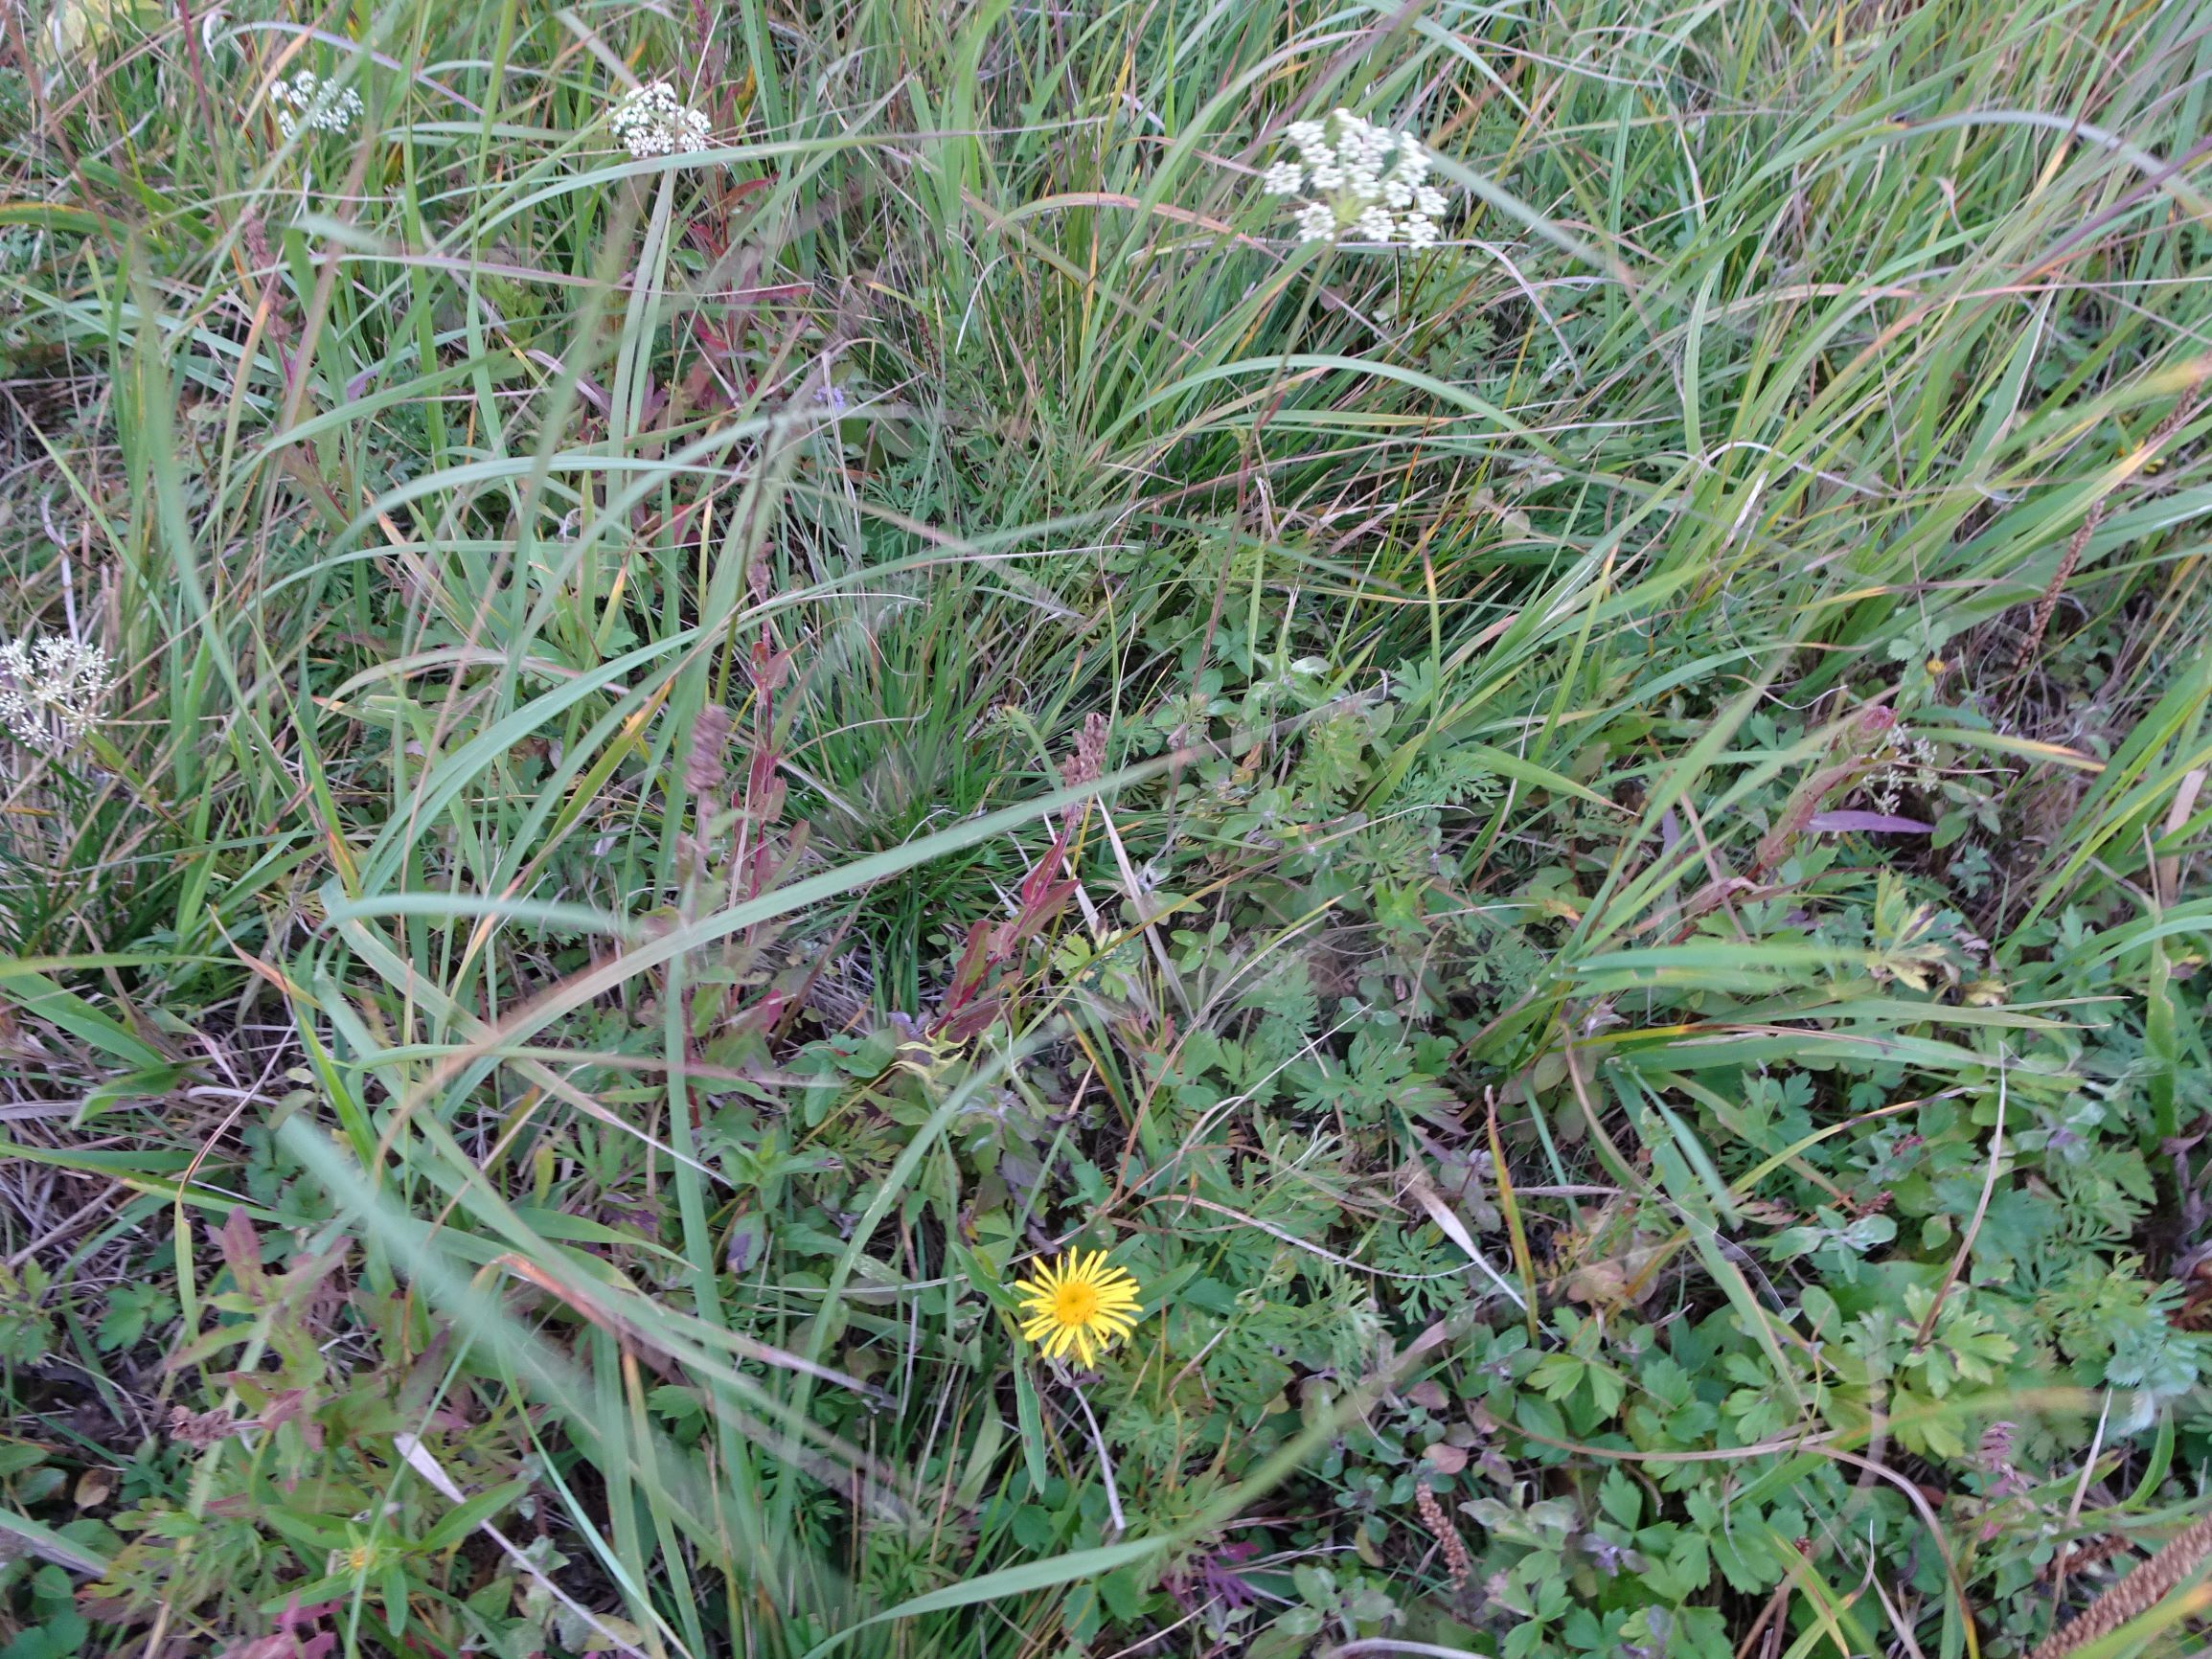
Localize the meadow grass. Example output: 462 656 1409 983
3 1 2212 1656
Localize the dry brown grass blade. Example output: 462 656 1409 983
2026 1511 2212 1659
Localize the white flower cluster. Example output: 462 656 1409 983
268 70 363 138
0 636 116 753
1264 110 1448 248
1868 726 1941 816
610 81 713 159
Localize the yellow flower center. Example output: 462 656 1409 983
1053 1280 1102 1326
1015 1250 1143 1369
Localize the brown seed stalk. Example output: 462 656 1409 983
685 704 733 795
2026 1511 2212 1659
1414 1479 1471 1594
2011 372 2205 687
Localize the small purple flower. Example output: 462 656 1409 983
1581 1534 1629 1577
1167 1540 1263 1612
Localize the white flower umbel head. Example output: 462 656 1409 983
1262 108 1451 249
268 70 363 139
0 636 116 754
610 80 713 159
1353 203 1397 243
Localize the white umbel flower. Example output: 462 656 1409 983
268 70 363 138
1293 202 1337 242
1352 204 1398 243
1262 108 1451 249
610 80 713 159
0 636 116 753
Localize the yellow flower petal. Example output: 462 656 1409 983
1011 1249 1147 1369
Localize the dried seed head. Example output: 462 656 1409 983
167 1405 240 1448
1413 1479 1471 1593
2027 1511 2212 1659
1060 712 1109 789
685 704 733 794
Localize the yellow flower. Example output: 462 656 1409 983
1015 1250 1142 1369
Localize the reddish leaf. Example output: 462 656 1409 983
1805 810 1934 834
215 1208 266 1300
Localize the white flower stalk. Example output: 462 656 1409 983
0 636 116 753
1265 109 1450 248
268 70 363 138
609 80 713 159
